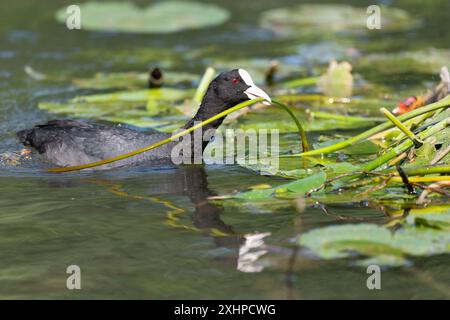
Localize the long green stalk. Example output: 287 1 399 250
48 98 265 173
390 176 450 183
359 118 449 172
282 76 319 88
272 99 309 152
380 107 422 147
193 67 216 105
287 95 450 157
385 165 450 176
48 98 307 173
332 118 449 183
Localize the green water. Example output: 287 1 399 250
0 0 449 299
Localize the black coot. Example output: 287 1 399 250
17 69 271 168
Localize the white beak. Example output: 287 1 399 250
239 69 272 105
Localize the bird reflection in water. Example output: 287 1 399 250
86 164 271 273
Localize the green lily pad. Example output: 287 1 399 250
260 4 418 37
55 1 230 34
234 172 327 200
356 49 450 77
299 222 450 266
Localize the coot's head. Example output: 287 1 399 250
205 69 271 109
185 69 272 128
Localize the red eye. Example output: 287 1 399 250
231 78 239 85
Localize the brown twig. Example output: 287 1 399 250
357 176 392 198
417 181 450 204
430 145 450 165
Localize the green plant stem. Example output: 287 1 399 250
359 118 449 172
48 98 307 173
282 76 319 88
48 98 265 173
193 67 215 105
386 165 450 176
309 111 382 122
286 95 450 157
394 111 434 142
390 176 450 183
272 99 309 152
380 107 423 147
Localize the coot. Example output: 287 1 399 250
17 69 271 169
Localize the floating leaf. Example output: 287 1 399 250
260 4 418 37
234 172 326 200
283 172 327 193
356 49 450 77
299 222 450 266
55 1 230 34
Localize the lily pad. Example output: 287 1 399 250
356 49 450 77
260 4 418 37
55 1 230 34
299 223 450 266
234 172 327 200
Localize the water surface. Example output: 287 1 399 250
0 0 449 299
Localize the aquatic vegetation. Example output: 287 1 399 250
4 0 450 300
72 47 178 68
55 1 230 34
45 98 308 173
15 1 450 276
38 88 194 130
317 60 353 98
72 71 199 90
46 98 267 172
230 107 381 132
299 218 450 267
260 4 418 37
212 91 450 266
356 49 450 77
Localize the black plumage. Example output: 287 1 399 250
17 69 270 169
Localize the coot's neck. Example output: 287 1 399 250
183 90 231 151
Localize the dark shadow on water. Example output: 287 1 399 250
29 163 246 267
